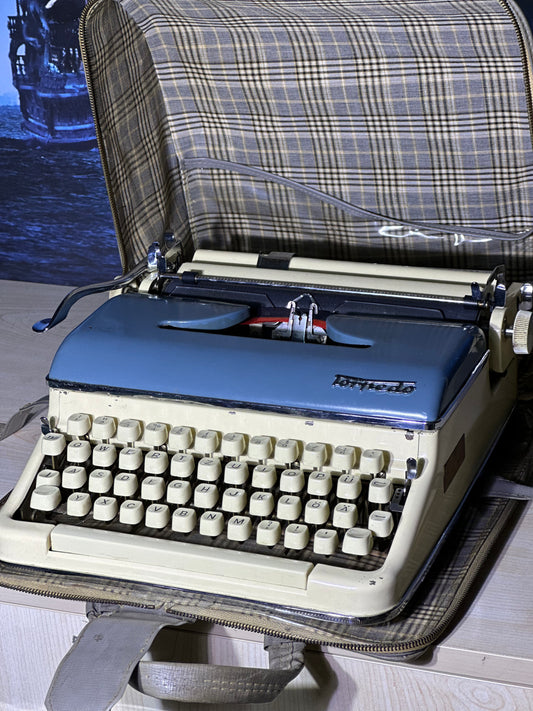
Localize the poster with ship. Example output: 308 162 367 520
0 0 120 285
8 0 95 145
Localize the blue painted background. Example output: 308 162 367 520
0 0 121 286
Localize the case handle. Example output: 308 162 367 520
45 603 305 711
131 635 305 704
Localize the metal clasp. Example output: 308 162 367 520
273 294 326 343
470 265 506 308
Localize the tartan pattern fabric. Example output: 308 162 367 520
82 0 533 279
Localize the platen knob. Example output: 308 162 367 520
512 309 533 355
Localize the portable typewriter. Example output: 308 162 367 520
0 244 531 621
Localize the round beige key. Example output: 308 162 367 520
93 496 118 521
359 448 385 475
66 413 91 437
145 503 170 529
251 464 277 489
92 443 117 468
194 483 219 509
167 480 192 505
170 453 195 478
88 469 113 494
336 473 362 500
168 426 193 451
197 457 222 482
91 415 116 440
248 435 272 460
113 472 138 497
172 507 197 533
276 495 302 521
342 527 374 555
67 492 92 517
117 419 142 443
256 520 281 546
141 476 166 501
249 491 275 517
330 445 356 471
368 510 394 538
302 442 328 469
227 515 252 541
119 500 144 525
313 529 339 555
221 432 246 457
195 429 219 454
62 465 87 489
41 432 66 457
66 440 92 464
118 447 143 471
307 470 332 496
30 485 61 511
36 469 61 487
224 461 249 485
144 450 169 475
332 502 358 529
284 524 310 550
368 478 393 504
199 511 224 536
304 499 330 525
221 487 247 513
279 469 305 493
274 438 299 464
144 422 168 447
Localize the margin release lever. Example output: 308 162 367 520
32 242 165 333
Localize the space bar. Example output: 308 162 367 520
50 525 313 589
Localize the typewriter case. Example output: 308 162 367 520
3 0 533 684
80 0 533 280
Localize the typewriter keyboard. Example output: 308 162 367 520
15 412 413 573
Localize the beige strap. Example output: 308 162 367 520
132 635 305 704
0 396 48 441
46 604 304 710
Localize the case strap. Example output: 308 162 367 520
132 635 305 704
483 476 533 500
0 395 48 441
45 604 305 710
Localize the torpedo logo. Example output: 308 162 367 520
332 374 416 394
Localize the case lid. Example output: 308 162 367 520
81 0 533 280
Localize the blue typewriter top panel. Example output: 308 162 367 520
48 293 487 427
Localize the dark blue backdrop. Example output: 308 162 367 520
0 104 121 286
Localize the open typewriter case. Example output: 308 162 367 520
2 0 533 706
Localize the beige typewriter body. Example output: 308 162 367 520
0 250 528 620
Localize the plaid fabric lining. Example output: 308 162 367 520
83 0 533 278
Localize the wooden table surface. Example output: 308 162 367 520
0 279 532 711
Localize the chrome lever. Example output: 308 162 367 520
32 260 146 333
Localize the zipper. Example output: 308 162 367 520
0 570 426 656
0 497 517 657
154 495 522 657
497 0 533 136
77 0 533 271
78 0 128 272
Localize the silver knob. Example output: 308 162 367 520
512 309 533 355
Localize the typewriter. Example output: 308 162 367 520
0 245 531 621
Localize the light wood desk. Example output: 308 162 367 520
0 279 532 711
